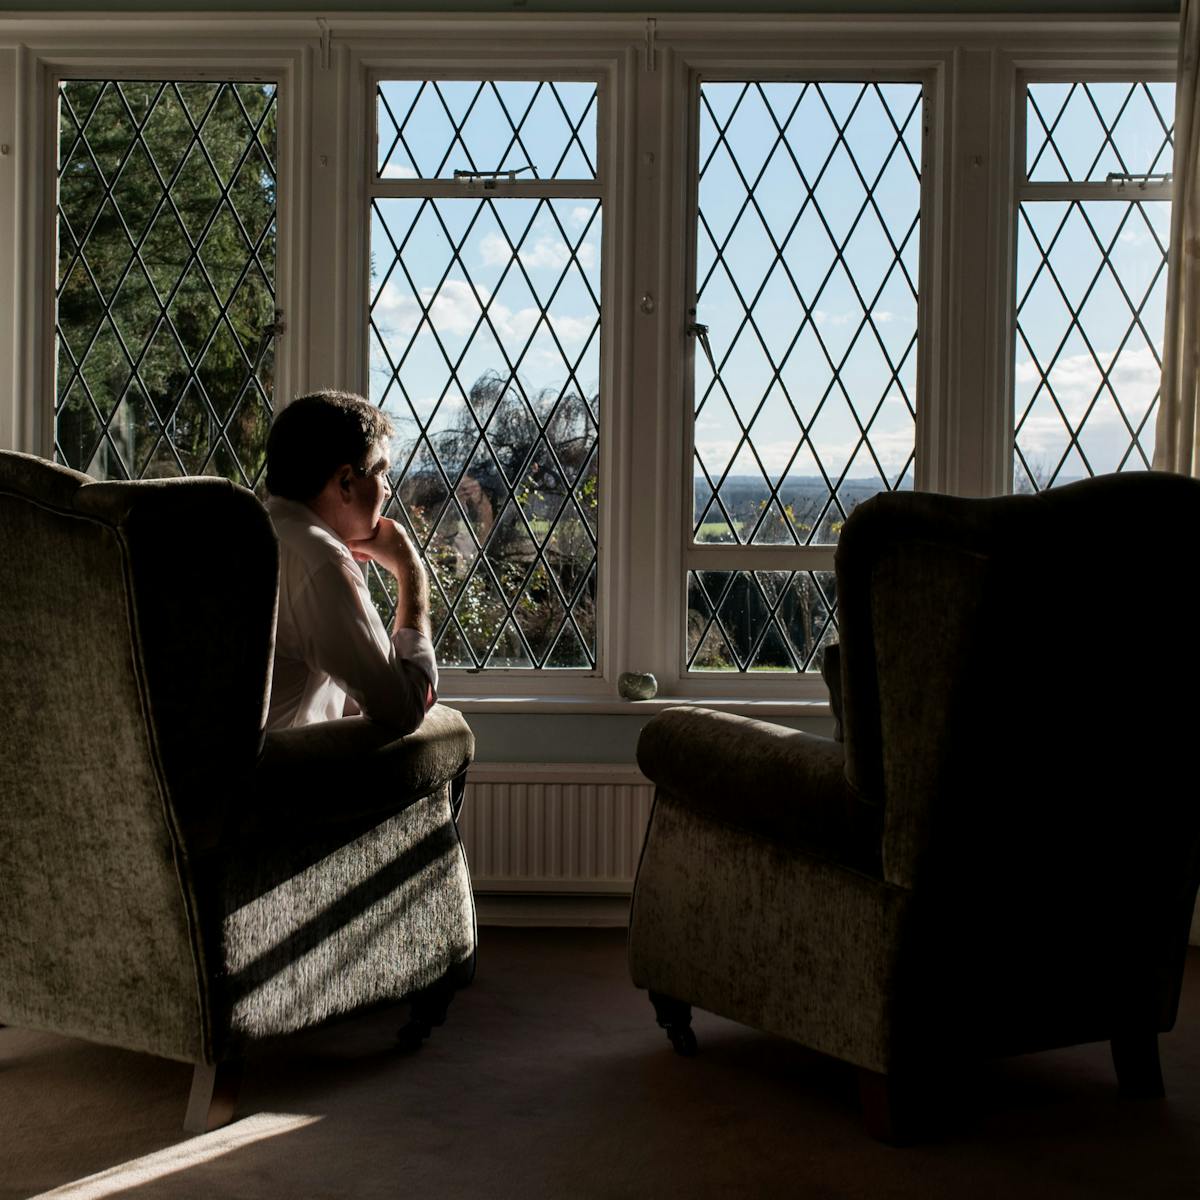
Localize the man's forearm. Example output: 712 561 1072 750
393 560 431 639
346 517 433 640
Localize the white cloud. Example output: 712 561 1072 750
1014 343 1161 461
810 310 895 328
695 437 739 472
479 231 596 271
813 310 856 327
380 162 418 179
1014 342 1160 423
696 424 913 482
371 277 596 387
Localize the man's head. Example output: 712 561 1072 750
267 390 394 500
267 390 396 541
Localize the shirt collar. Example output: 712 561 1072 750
265 495 351 553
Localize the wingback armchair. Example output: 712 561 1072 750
628 472 1200 1141
0 451 477 1132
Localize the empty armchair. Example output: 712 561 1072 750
0 450 477 1132
628 472 1200 1140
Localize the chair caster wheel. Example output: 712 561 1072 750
649 991 697 1057
396 1019 432 1053
397 974 456 1051
667 1024 697 1057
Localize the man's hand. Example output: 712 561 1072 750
347 516 418 574
347 518 431 637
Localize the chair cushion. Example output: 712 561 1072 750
236 704 475 836
637 706 870 865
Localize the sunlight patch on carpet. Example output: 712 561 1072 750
30 1112 323 1199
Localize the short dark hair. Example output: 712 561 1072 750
266 390 395 501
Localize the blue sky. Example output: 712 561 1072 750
368 77 1175 508
371 80 600 474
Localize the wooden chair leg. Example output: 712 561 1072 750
649 992 697 1057
858 1068 918 1145
184 1060 243 1134
397 976 457 1051
1112 1032 1165 1099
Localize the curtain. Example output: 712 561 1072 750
1156 0 1200 477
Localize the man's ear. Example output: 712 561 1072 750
335 464 355 500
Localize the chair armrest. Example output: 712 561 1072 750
241 703 474 834
637 706 866 862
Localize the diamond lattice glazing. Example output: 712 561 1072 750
687 570 839 673
55 81 278 487
687 80 921 673
1014 201 1169 489
1015 82 1174 491
377 80 597 180
1026 81 1174 184
370 138 601 667
692 81 922 556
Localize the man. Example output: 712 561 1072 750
263 389 436 733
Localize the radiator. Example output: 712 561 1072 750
458 764 655 895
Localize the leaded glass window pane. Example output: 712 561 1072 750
55 80 278 487
377 80 597 181
1015 83 1174 492
687 79 921 674
371 81 601 670
692 81 920 551
1026 81 1174 184
687 570 837 673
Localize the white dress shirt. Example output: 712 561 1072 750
265 497 438 732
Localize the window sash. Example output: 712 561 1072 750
359 61 622 695
3 17 1179 709
1010 70 1174 494
678 68 930 679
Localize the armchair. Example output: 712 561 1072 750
628 472 1200 1140
0 451 477 1132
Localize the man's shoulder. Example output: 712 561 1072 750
266 497 355 577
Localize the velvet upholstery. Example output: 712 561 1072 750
0 451 476 1079
629 473 1200 1083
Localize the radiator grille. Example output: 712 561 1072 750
458 766 655 894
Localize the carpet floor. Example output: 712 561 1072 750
3 928 1199 1199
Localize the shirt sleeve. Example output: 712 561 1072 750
292 557 438 734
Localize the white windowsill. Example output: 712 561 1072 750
440 695 834 718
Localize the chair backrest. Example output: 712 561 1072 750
0 451 277 1061
835 473 1200 1045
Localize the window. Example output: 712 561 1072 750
1013 79 1174 492
686 79 922 673
368 78 602 670
11 15 1177 711
54 79 279 488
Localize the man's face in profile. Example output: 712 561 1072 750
342 440 392 542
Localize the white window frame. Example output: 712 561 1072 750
649 44 947 700
343 45 633 700
3 24 312 464
0 12 1178 719
1009 62 1176 493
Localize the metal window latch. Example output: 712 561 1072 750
1106 171 1173 190
687 316 717 374
250 309 286 369
453 165 537 189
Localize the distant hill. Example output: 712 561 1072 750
696 475 904 513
